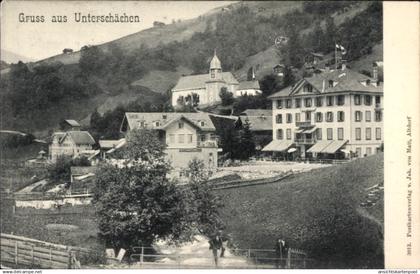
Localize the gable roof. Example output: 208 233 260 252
122 112 216 132
172 72 239 92
268 68 383 99
58 131 95 145
239 109 272 131
237 80 261 90
64 119 81 127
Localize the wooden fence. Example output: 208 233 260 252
0 233 89 269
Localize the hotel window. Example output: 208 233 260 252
304 98 312 107
178 122 184 129
355 111 362 122
316 128 322 140
337 128 344 140
376 128 381 140
366 147 372 156
336 95 345 106
364 95 372 106
178 134 185 143
169 134 175 143
355 128 361 140
337 111 345 122
326 96 334 106
286 114 293 123
365 111 371 122
277 99 283 109
187 134 193 143
277 129 284 140
326 112 333 122
354 95 361 105
328 80 334 88
286 99 292 108
305 111 311 122
375 111 382 122
295 113 301 122
295 98 301 108
316 97 323 107
327 128 333 140
286 129 292 140
201 134 206 142
276 114 283 124
375 96 381 105
356 147 362 157
366 128 372 140
315 112 323 122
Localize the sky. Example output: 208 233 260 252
1 1 234 62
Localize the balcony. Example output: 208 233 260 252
375 103 383 110
197 140 218 148
295 121 313 128
294 137 316 145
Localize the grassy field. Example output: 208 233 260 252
216 154 384 268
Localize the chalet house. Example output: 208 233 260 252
49 131 96 162
237 109 273 150
120 112 220 170
236 80 262 97
264 65 383 160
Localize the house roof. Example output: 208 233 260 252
262 140 294 152
64 119 81 127
239 109 272 131
99 139 125 149
268 68 383 99
172 72 239 92
122 112 216 132
237 80 261 90
57 131 95 145
210 54 222 69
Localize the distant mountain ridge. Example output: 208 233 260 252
1 49 35 64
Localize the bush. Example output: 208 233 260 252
219 87 234 106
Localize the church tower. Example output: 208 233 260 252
206 50 226 104
209 50 222 80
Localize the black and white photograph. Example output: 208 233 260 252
0 0 418 271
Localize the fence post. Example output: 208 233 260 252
68 250 72 269
140 247 144 265
49 247 53 267
15 241 18 266
286 248 291 269
31 244 34 267
247 249 251 258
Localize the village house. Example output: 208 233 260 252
263 64 383 160
49 131 96 162
59 119 81 131
171 52 240 107
237 109 272 151
120 112 220 171
236 80 262 97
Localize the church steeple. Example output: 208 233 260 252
209 50 222 80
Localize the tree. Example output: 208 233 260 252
183 159 224 236
48 155 91 185
236 120 256 160
219 87 234 106
93 129 190 251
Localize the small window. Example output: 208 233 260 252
356 147 362 157
354 95 361 105
366 128 372 140
187 134 193 143
163 114 167 119
375 96 381 105
277 129 284 140
366 147 372 156
211 71 215 78
326 112 333 122
326 96 334 106
316 128 322 140
155 121 160 127
355 111 362 122
327 128 333 140
286 129 292 140
375 111 382 122
336 95 345 106
355 128 361 140
376 128 381 140
286 113 293 123
277 100 283 109
305 111 311 122
364 95 372 106
337 111 345 122
315 97 323 107
366 79 371 85
365 111 371 122
200 121 205 127
304 98 312 107
295 98 301 108
178 134 185 143
328 80 334 88
315 112 323 122
286 99 292 108
295 113 301 123
304 84 313 93
337 128 344 140
201 135 206 142
178 122 184 129
276 114 283 124
169 134 175 143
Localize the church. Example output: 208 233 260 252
171 52 241 107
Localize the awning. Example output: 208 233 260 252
262 140 294 152
306 141 331 153
303 127 317 134
322 140 348 154
287 148 297 153
340 149 351 154
295 128 305 134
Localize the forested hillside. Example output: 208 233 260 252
0 1 382 137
